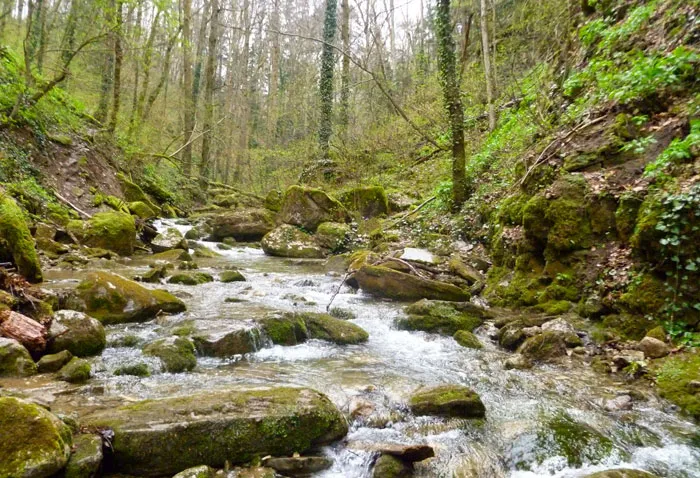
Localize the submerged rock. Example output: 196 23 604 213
409 384 485 418
209 208 276 242
64 434 103 478
373 444 435 463
353 265 470 302
278 185 349 231
81 387 348 476
0 195 43 282
143 336 197 373
0 396 73 478
66 272 185 325
48 310 106 357
261 224 326 259
0 337 37 377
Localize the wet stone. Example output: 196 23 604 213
262 456 333 476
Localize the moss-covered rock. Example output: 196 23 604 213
143 336 197 373
57 357 91 383
264 190 283 212
454 330 483 349
0 396 73 478
152 249 192 262
398 300 485 335
258 313 309 345
64 434 103 478
118 173 158 209
618 273 669 320
193 327 259 357
67 212 136 256
299 312 369 344
615 193 643 242
338 186 389 218
128 201 157 219
47 310 106 357
279 186 349 231
208 208 276 242
352 266 470 302
0 195 43 282
315 222 351 252
81 387 348 476
37 350 73 373
654 351 700 421
220 270 246 282
409 384 485 418
517 331 568 362
151 227 188 253
261 224 326 259
114 362 151 377
67 271 186 324
372 454 412 478
172 465 216 478
0 337 37 377
167 272 214 285
645 325 666 342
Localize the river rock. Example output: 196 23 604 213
300 312 369 344
172 466 216 478
374 444 435 463
352 265 470 302
193 326 259 357
220 270 246 282
517 331 568 362
409 384 485 418
150 227 188 253
278 186 349 231
48 310 106 357
152 249 193 262
143 337 196 373
454 330 483 349
337 186 389 218
64 434 103 478
372 454 412 478
261 224 326 259
581 470 659 478
66 212 136 256
0 397 73 478
315 222 351 252
66 272 186 325
57 357 91 383
0 195 43 282
168 272 214 285
81 387 348 476
208 208 276 241
0 337 37 376
637 336 669 359
504 354 532 370
37 350 73 373
262 456 333 476
258 313 309 345
398 300 485 335
541 317 576 334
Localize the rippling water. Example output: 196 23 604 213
14 219 700 477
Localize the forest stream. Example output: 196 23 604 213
4 219 699 478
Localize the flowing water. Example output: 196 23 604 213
7 219 700 477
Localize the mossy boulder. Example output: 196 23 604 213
193 326 260 357
372 454 412 478
64 434 103 478
654 351 700 421
279 186 349 231
57 357 91 383
352 266 470 302
128 201 157 219
264 190 283 212
261 224 326 259
152 249 192 262
47 310 106 357
517 331 568 362
298 312 369 344
143 336 197 373
0 396 73 478
67 271 186 325
37 350 73 373
151 227 188 253
0 195 43 282
315 222 351 252
338 186 389 218
208 208 276 242
118 173 158 209
454 330 483 349
81 387 348 476
67 212 136 256
398 300 485 335
0 337 37 377
114 362 151 377
168 272 214 285
258 313 309 345
409 384 485 418
220 270 246 282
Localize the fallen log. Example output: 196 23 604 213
0 310 47 354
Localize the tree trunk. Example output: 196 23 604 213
339 0 350 139
181 0 195 176
267 0 280 143
318 0 337 159
108 0 123 133
192 0 210 112
480 0 495 131
130 7 160 134
95 0 115 123
436 0 467 206
0 310 46 355
141 24 178 123
200 0 218 182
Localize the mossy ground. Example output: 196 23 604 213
654 351 700 421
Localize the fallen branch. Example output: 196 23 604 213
387 196 436 228
384 257 431 279
326 271 351 312
53 190 92 219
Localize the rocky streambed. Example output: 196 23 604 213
1 218 699 478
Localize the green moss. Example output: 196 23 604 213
497 194 528 225
0 195 43 282
536 300 573 315
168 272 214 285
70 212 136 256
540 283 580 303
545 198 591 252
372 454 411 478
601 313 658 341
315 222 350 252
537 412 614 467
615 192 643 242
264 190 283 212
522 195 550 243
220 270 246 282
114 363 151 377
279 185 349 231
400 300 484 335
57 357 91 383
337 186 389 218
619 273 669 317
143 337 197 373
409 385 485 418
518 331 567 361
298 312 369 344
260 314 309 345
655 351 700 421
0 397 72 478
64 434 103 478
646 325 667 342
0 338 38 376
453 330 483 349
630 191 664 260
128 201 157 219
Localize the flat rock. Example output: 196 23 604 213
409 384 485 419
262 456 333 476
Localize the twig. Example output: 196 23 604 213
387 196 436 228
326 271 351 312
53 191 92 219
384 257 431 279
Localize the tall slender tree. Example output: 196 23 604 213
480 0 495 131
339 0 350 139
318 0 337 159
200 0 218 181
181 0 195 176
